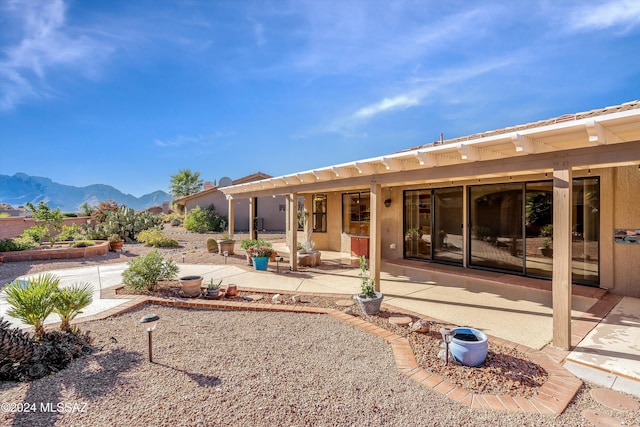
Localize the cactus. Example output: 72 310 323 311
206 238 218 253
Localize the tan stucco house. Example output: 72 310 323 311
174 172 286 232
220 100 640 349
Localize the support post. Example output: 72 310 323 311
249 197 256 240
552 164 573 350
227 196 235 238
369 182 382 292
287 193 298 271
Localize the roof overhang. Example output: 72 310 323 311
221 103 640 199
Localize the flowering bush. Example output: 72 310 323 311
246 246 274 258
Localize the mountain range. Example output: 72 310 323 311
0 173 171 212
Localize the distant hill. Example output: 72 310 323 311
0 173 171 212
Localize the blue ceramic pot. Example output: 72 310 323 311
253 257 269 271
449 327 488 367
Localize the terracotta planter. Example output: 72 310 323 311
109 240 124 252
217 240 235 255
179 275 203 297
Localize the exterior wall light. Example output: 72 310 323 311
384 199 392 208
140 313 160 362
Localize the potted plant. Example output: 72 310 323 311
108 234 124 252
179 275 203 297
246 245 274 271
541 238 553 257
217 232 235 255
206 278 222 298
355 256 383 315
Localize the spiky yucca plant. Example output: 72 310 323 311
53 282 94 333
4 274 59 339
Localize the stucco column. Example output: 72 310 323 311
369 182 382 292
287 193 298 271
552 164 573 350
227 196 235 238
249 197 256 240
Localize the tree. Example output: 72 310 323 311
25 201 65 247
170 169 203 199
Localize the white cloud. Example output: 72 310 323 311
353 95 420 120
154 132 234 148
0 0 114 110
566 0 640 32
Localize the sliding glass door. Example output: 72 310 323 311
404 190 431 260
469 183 523 273
433 187 463 264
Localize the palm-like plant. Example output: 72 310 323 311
4 274 59 339
170 168 204 199
53 282 94 333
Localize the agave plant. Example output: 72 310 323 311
53 282 94 333
4 273 59 339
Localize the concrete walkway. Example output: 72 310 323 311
1 257 639 398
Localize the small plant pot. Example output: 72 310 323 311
109 240 124 252
206 288 220 298
356 292 383 315
179 275 203 297
540 247 553 257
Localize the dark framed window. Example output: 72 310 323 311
312 194 327 233
342 192 370 235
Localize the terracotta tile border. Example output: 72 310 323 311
65 290 586 415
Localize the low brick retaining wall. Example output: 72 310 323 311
0 241 110 262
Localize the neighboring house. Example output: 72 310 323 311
145 202 173 215
173 172 286 232
220 100 640 350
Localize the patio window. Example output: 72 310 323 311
312 194 327 233
342 192 370 235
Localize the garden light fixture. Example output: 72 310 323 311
140 313 160 362
440 327 454 366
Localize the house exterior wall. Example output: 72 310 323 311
607 165 640 297
184 191 286 232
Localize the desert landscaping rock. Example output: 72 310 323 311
388 316 412 326
335 299 355 307
590 388 640 411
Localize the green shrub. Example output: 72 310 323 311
0 236 38 251
183 205 226 233
70 240 95 248
136 229 178 247
58 224 83 241
5 273 60 339
163 212 183 226
19 225 48 243
122 250 179 291
53 282 93 333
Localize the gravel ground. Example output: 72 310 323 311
0 305 633 427
1 226 639 425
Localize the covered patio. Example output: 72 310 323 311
221 100 640 351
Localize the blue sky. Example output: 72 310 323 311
1 0 640 197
